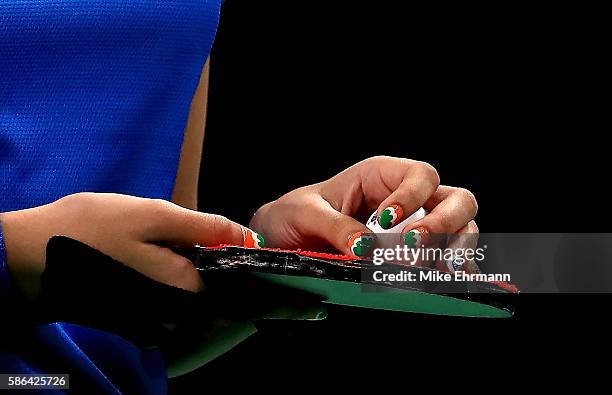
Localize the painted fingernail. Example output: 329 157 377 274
347 231 375 257
445 256 465 272
243 228 265 248
378 204 404 230
402 226 428 248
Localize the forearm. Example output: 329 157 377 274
0 217 10 295
0 208 49 298
172 59 210 210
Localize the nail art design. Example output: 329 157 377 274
379 204 403 230
445 257 464 272
402 227 426 248
347 232 374 257
243 228 265 248
366 211 379 228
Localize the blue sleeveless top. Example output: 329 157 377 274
0 0 220 210
0 1 222 393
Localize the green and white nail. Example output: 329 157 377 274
402 229 423 248
378 204 404 230
348 232 375 257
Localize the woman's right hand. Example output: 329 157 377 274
0 192 257 297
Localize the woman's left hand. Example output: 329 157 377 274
249 156 478 257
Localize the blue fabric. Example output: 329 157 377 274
35 323 167 394
0 353 63 395
0 0 220 210
1 323 167 395
0 1 222 393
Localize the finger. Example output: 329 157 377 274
375 162 440 230
448 221 479 251
436 221 480 273
129 243 205 293
298 196 374 257
401 186 478 239
147 202 262 248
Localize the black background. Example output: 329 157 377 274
200 1 607 232
177 1 608 386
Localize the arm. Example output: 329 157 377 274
0 222 9 295
172 59 210 210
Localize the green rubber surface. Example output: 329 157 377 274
166 305 328 377
166 320 258 378
253 273 512 318
167 273 511 377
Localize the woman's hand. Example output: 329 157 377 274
250 156 478 257
1 193 261 297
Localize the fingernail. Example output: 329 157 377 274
401 226 428 248
378 204 404 230
445 256 465 272
243 228 265 248
347 231 375 257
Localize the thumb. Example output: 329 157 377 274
151 204 264 248
300 197 374 257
